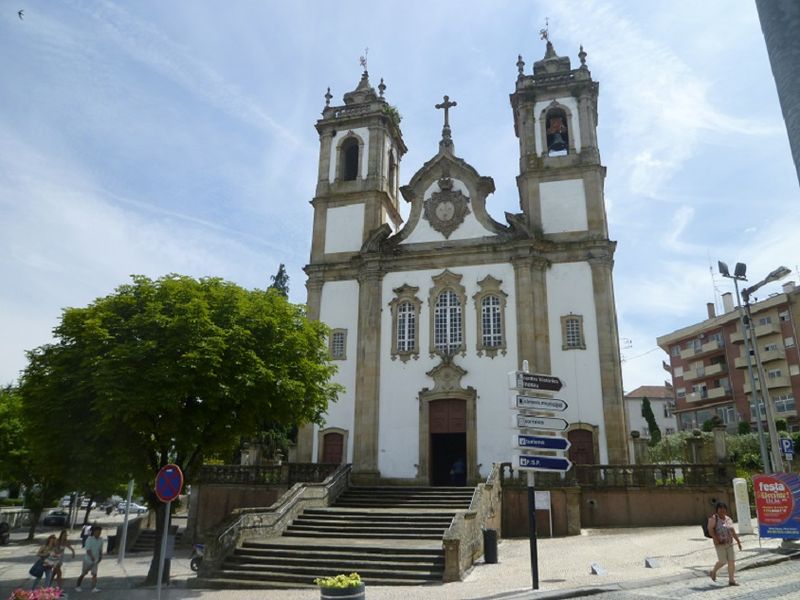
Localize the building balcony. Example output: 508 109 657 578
684 363 727 381
734 347 785 369
679 338 725 360
730 322 781 343
744 376 792 394
686 384 731 403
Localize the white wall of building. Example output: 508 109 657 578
377 264 519 479
328 126 370 182
402 178 496 244
324 204 364 254
545 262 607 462
540 179 588 234
533 96 582 155
315 279 360 462
625 398 677 438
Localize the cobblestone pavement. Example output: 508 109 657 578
592 556 800 599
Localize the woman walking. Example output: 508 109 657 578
52 529 76 588
708 501 742 586
30 534 57 590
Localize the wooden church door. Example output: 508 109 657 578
321 431 344 464
429 399 467 486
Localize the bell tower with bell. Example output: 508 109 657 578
510 37 606 239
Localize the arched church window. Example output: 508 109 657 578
428 270 466 357
341 137 360 181
389 284 421 362
434 290 462 354
545 108 569 156
473 275 507 358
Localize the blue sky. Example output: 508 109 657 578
1 1 798 390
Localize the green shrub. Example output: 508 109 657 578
0 497 24 507
737 421 751 435
314 572 362 588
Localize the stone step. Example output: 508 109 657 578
282 530 444 540
218 566 442 584
285 523 447 535
242 541 443 557
226 555 443 572
233 549 444 567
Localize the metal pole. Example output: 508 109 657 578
157 500 171 600
733 278 770 473
528 470 539 590
118 478 134 565
743 295 784 472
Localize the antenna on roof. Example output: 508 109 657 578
708 251 722 315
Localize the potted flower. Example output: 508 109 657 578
314 572 365 599
8 588 63 600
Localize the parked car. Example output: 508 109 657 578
43 510 68 527
59 495 72 508
117 502 148 514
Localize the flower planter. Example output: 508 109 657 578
319 582 366 600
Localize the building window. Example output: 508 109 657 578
428 270 466 357
339 136 360 181
775 394 796 413
779 311 789 322
790 364 800 377
785 336 795 348
472 275 507 358
663 403 673 418
758 316 773 326
389 284 422 362
665 427 675 435
329 329 347 360
768 369 782 379
561 314 586 350
671 345 681 357
676 387 686 398
764 343 779 352
674 366 684 377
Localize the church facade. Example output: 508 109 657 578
297 42 628 484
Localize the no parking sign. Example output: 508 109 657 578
155 464 184 503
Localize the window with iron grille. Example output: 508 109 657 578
561 315 585 350
389 284 422 361
329 329 347 360
434 290 462 353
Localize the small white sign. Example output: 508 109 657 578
512 413 569 431
510 394 569 412
535 490 551 509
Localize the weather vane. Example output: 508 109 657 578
359 47 369 72
539 17 549 42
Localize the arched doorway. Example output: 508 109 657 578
568 429 595 465
317 428 348 464
429 399 466 486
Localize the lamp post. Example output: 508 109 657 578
741 266 791 473
718 261 770 473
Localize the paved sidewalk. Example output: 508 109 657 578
1 520 796 599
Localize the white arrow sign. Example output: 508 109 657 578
510 394 569 412
512 413 569 431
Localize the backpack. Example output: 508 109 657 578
702 514 717 538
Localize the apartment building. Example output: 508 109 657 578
657 282 800 432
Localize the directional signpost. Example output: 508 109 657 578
155 464 184 600
509 364 571 591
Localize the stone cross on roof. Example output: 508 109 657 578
435 95 457 150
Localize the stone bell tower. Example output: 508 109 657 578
510 40 628 463
309 71 407 264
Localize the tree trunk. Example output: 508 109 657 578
26 508 42 541
144 492 171 585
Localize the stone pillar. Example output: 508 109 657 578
512 255 550 373
713 426 727 462
687 430 704 464
296 276 324 462
352 262 383 482
589 255 628 464
630 431 650 465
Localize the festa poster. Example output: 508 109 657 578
753 472 800 538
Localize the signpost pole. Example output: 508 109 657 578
118 478 134 565
528 470 539 590
157 500 171 600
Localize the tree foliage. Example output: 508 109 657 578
640 397 661 446
268 263 290 297
18 274 340 581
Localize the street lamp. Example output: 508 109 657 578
718 261 770 473
740 265 791 473
719 261 792 473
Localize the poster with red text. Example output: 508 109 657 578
753 473 800 538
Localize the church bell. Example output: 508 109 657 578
547 132 567 152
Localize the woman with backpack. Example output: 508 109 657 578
708 501 742 586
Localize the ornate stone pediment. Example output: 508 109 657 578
424 356 468 393
422 174 470 239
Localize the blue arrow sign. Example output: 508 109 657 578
515 454 572 473
514 434 571 451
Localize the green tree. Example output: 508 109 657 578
19 274 340 583
775 418 788 432
737 420 751 435
640 397 662 446
0 386 66 539
269 263 290 297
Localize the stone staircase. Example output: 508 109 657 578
204 486 474 589
130 528 184 553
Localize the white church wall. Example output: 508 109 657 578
401 178 496 244
328 126 370 182
546 262 608 463
324 204 364 254
316 279 360 462
533 96 582 155
540 179 588 234
377 264 518 479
